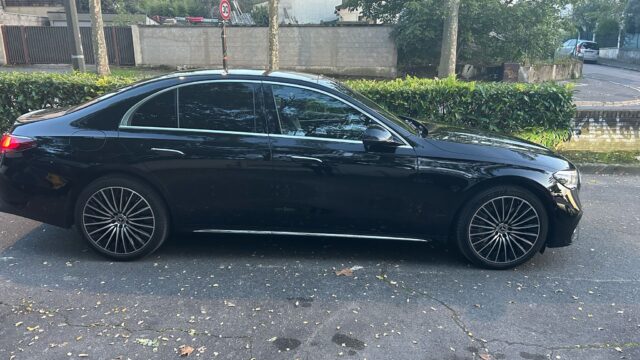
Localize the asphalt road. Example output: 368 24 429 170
0 173 639 360
574 64 640 109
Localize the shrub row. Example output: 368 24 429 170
0 72 575 148
345 76 575 134
0 71 135 132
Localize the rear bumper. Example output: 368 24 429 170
0 158 74 228
546 184 583 248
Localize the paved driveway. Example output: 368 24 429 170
1 173 639 360
574 64 640 109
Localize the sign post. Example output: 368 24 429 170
219 0 231 72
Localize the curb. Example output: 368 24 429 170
575 99 640 108
576 163 640 175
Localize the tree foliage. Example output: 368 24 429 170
626 0 640 34
571 0 626 39
363 0 569 67
251 5 269 26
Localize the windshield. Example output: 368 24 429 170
325 80 420 136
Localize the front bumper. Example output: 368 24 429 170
546 184 583 248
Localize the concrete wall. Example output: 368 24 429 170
0 10 49 25
563 110 640 151
598 48 619 60
3 6 63 17
618 49 640 65
515 62 582 83
134 25 397 78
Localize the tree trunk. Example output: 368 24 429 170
438 0 460 78
89 0 110 76
268 0 279 71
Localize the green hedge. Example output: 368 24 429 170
0 72 136 132
0 72 575 148
345 77 575 133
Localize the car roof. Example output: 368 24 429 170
154 69 325 84
565 39 597 43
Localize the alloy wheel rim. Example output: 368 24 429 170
82 187 155 254
468 196 540 264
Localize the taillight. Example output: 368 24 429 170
0 134 37 153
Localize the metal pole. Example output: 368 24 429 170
221 20 228 72
64 0 85 72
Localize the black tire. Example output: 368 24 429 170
455 186 548 270
75 175 169 260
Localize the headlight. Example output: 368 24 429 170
553 169 580 189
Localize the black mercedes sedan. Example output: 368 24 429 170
0 70 582 269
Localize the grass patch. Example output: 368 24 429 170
558 150 640 165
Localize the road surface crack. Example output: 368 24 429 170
375 263 486 346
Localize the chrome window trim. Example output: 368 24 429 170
193 229 430 243
118 78 412 147
119 125 271 138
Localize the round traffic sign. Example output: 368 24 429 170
219 0 231 21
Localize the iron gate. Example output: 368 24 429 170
1 26 135 66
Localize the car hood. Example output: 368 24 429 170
422 124 573 172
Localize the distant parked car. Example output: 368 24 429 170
556 39 599 63
0 70 583 269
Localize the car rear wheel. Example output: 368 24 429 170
75 176 169 260
455 186 548 269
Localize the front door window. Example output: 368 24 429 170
270 85 371 141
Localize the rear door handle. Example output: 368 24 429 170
288 155 323 164
150 148 185 156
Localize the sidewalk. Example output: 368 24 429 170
597 58 640 72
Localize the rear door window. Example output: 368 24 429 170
129 90 178 128
178 82 264 133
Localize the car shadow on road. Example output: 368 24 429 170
0 223 465 267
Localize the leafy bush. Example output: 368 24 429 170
0 72 575 150
0 72 137 132
345 77 575 136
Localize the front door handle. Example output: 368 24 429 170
150 148 185 156
288 155 323 164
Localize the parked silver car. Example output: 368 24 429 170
556 39 599 63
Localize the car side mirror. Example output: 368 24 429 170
362 126 401 150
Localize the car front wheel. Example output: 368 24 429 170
75 176 169 260
455 186 548 269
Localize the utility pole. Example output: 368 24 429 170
64 0 86 72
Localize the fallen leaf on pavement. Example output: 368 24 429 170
335 268 353 277
178 345 194 357
480 354 492 360
135 338 159 348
